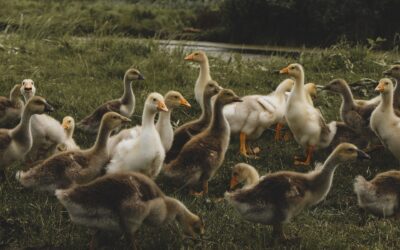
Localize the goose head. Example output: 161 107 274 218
375 78 394 95
279 63 304 79
125 68 145 81
383 65 400 79
229 163 259 190
305 83 319 99
164 91 191 109
216 89 242 105
331 143 370 162
146 93 168 113
20 79 36 101
25 96 54 115
204 80 222 98
101 112 131 130
62 116 75 131
322 79 348 93
182 214 205 239
184 51 207 63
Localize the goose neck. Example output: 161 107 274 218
91 123 112 154
340 85 355 107
142 107 157 130
209 101 228 134
380 91 394 113
121 76 134 105
11 108 33 142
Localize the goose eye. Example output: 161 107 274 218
153 98 157 102
290 66 295 70
385 82 389 85
175 96 179 99
194 53 199 56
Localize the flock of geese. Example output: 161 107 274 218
1 50 400 248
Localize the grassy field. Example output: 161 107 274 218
0 32 400 249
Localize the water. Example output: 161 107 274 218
157 39 304 61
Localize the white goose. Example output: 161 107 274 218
184 51 212 110
280 63 332 165
107 93 168 178
223 79 294 157
20 80 66 162
370 78 400 160
107 91 190 155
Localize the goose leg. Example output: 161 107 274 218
189 181 208 197
239 132 249 157
274 123 284 141
294 145 314 166
272 223 287 241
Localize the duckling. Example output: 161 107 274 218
0 96 54 175
184 51 212 110
77 68 144 134
55 172 205 249
322 79 377 138
229 163 260 190
370 78 400 160
383 64 400 109
225 143 370 240
164 89 242 195
279 63 331 165
0 84 24 128
164 80 221 164
16 112 131 192
107 93 168 178
354 170 400 218
223 79 294 157
20 80 67 162
156 91 191 152
55 116 80 153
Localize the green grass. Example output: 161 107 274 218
0 33 400 249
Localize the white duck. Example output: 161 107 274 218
223 79 294 157
0 96 54 175
370 78 400 160
107 91 190 155
20 80 66 162
55 116 80 153
107 93 168 178
184 51 212 109
156 91 191 151
0 84 24 128
280 63 332 165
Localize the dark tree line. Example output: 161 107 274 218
215 0 400 47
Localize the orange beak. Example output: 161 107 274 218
157 101 169 112
180 98 191 108
279 67 289 74
229 176 239 190
184 53 195 61
375 82 385 93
